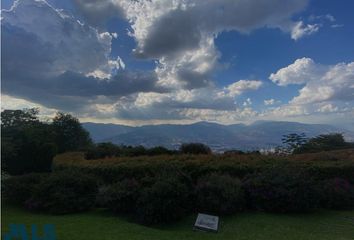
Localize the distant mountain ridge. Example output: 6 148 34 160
82 121 354 151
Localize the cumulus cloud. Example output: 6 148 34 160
72 0 124 27
1 0 163 111
90 80 264 121
262 58 354 127
270 58 354 104
73 0 317 91
223 80 263 97
5 0 347 126
316 103 339 113
269 58 325 86
2 0 115 76
243 98 252 107
117 0 308 58
264 99 276 106
95 0 310 89
179 107 258 123
155 37 220 90
290 21 320 40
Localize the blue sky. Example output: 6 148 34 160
1 0 354 130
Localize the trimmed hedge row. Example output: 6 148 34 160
3 171 354 224
54 150 354 184
2 150 354 224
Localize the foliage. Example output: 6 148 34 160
85 142 121 159
1 118 57 175
98 179 141 213
281 133 308 154
1 108 40 128
295 133 353 153
243 167 319 212
124 145 147 156
319 178 354 210
146 146 175 156
85 144 176 160
2 173 47 205
55 149 354 184
195 174 245 215
179 143 212 155
26 170 98 214
1 109 92 174
52 112 92 153
223 150 245 155
135 176 190 224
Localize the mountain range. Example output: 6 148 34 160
82 121 354 151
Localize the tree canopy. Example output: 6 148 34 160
1 109 92 175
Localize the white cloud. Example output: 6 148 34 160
1 0 121 78
264 99 276 105
1 94 57 119
243 98 252 107
179 107 258 123
155 37 220 89
309 14 336 23
262 58 354 127
290 21 320 40
316 103 339 113
117 0 309 57
2 0 164 113
95 0 310 89
331 24 344 28
270 58 324 86
223 80 263 97
4 0 351 127
271 58 354 104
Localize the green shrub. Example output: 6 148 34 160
195 173 245 215
319 178 354 210
2 173 46 205
98 179 140 213
26 170 98 214
135 176 190 224
243 167 319 213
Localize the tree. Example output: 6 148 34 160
281 133 308 154
295 133 353 153
1 109 57 175
1 108 39 128
52 112 92 153
179 143 212 155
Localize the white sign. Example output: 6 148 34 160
194 213 219 232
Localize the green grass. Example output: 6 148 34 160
2 206 354 240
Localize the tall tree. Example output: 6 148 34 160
281 133 308 154
295 133 353 153
1 108 57 175
1 108 39 128
52 112 92 153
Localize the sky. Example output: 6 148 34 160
1 0 354 130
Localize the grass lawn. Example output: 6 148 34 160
2 205 354 240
